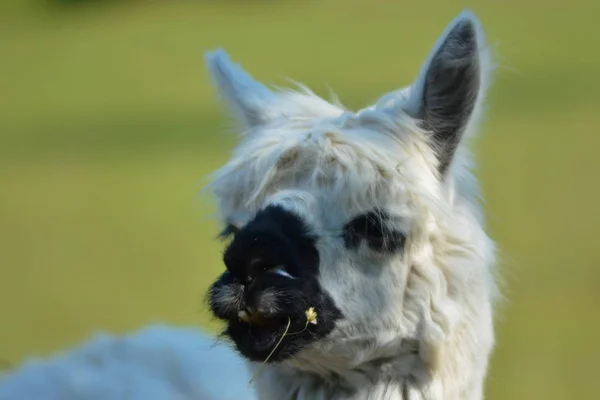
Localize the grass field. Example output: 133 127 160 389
1 0 599 398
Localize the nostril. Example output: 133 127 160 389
247 258 271 280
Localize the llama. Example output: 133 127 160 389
205 9 498 400
0 10 498 400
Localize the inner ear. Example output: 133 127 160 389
407 12 485 176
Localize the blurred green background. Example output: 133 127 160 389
1 0 598 398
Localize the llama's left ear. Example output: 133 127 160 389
205 49 279 130
403 10 490 176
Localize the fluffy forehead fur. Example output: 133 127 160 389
210 97 439 229
205 10 498 400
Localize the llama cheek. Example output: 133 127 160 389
208 273 244 320
211 289 243 319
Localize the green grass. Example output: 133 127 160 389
1 0 599 398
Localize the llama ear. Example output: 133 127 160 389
403 11 488 176
205 49 279 129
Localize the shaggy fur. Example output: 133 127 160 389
0 10 499 400
206 9 498 400
0 325 256 400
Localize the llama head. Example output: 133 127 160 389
205 10 494 375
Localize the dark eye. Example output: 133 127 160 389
218 224 240 240
342 211 405 253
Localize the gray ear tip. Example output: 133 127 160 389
451 10 485 43
455 9 481 27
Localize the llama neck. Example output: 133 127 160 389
251 354 435 400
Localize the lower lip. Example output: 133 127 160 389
248 324 282 352
234 316 296 350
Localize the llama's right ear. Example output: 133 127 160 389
205 49 279 129
401 11 489 176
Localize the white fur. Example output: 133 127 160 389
0 10 499 400
0 325 257 400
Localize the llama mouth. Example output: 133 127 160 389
208 272 343 362
226 311 311 360
208 276 343 362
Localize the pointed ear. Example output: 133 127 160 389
205 49 279 129
403 11 490 176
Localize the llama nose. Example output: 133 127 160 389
246 258 269 282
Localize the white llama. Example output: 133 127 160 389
0 10 498 400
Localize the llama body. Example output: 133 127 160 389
0 10 498 400
0 325 256 400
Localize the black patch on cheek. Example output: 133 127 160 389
343 210 406 253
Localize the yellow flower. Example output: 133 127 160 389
305 307 318 325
